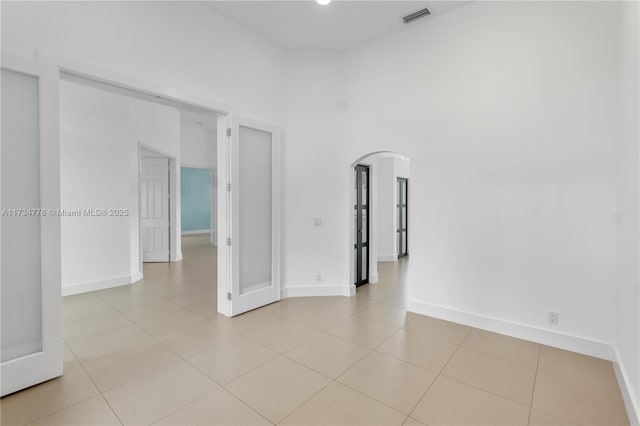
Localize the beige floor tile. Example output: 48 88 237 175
338 351 437 414
137 308 206 339
215 309 281 335
412 376 530 426
403 417 426 425
327 317 399 348
285 305 351 331
103 361 218 425
119 299 184 323
66 324 154 362
62 294 115 323
441 347 536 405
378 292 409 308
187 301 219 316
376 330 457 372
82 342 181 392
160 319 237 358
169 288 217 308
528 409 576 425
29 395 121 426
260 298 316 317
0 366 99 425
314 295 375 314
153 388 270 425
63 311 132 341
280 382 406 426
188 337 278 384
356 303 416 327
285 333 370 378
62 341 79 370
532 369 629 426
246 319 319 353
97 288 165 311
226 356 330 424
538 346 619 391
406 315 471 345
355 284 396 301
462 329 540 367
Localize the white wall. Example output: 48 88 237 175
180 125 216 169
60 80 180 295
281 51 349 297
343 2 620 358
376 156 396 261
0 1 287 125
616 1 640 422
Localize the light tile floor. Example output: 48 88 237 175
0 235 630 425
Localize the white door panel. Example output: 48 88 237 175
226 118 280 316
141 158 169 262
1 55 62 396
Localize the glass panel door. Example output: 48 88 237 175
238 126 272 295
1 55 61 397
228 118 280 316
354 164 370 286
397 178 408 258
1 69 43 363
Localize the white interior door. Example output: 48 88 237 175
1 55 62 396
219 117 280 316
141 157 170 262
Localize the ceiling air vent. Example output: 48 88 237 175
402 7 431 24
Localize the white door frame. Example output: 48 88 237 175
138 144 176 267
36 52 281 318
0 53 62 396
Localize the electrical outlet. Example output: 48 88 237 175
316 274 322 282
548 311 559 325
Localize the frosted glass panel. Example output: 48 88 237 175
1 68 43 362
239 126 272 294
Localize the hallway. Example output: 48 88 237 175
0 236 629 425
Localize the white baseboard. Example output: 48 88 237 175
370 273 379 283
62 272 143 297
408 299 614 361
282 284 354 298
378 255 398 262
181 229 211 235
613 346 640 425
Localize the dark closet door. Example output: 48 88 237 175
397 178 408 257
354 165 370 286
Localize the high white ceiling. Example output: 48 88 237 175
208 1 472 52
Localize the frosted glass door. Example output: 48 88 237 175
1 69 43 363
239 126 272 294
1 56 61 397
228 119 280 316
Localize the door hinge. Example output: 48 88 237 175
226 292 232 301
227 128 231 137
226 238 231 246
226 183 231 192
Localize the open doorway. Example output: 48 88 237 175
57 71 224 316
350 152 410 291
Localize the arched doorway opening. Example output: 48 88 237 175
350 152 410 294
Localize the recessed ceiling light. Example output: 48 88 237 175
317 0 331 5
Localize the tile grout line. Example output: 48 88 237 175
527 343 542 425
